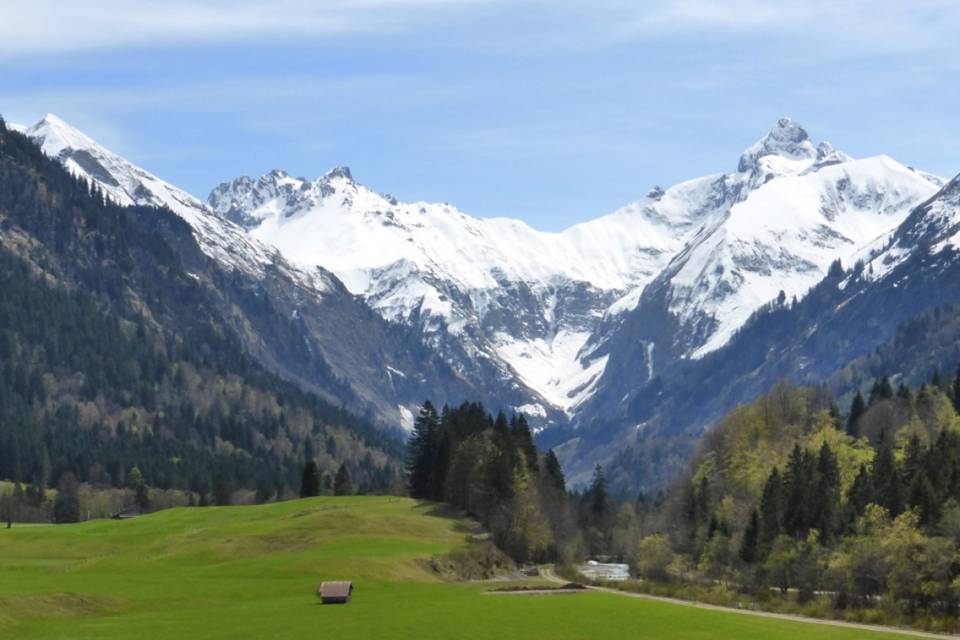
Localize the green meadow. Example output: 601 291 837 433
0 496 927 639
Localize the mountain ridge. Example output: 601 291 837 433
18 111 956 492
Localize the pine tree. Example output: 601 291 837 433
813 442 840 541
758 467 783 554
902 435 924 488
846 465 873 524
406 401 439 499
846 391 865 438
739 509 760 563
783 445 815 538
589 465 609 518
300 460 320 498
334 463 353 496
542 450 566 493
511 414 538 473
872 433 904 517
429 430 452 502
869 377 893 404
908 472 939 526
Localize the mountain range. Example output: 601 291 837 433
15 113 960 489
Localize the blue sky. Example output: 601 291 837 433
2 1 958 230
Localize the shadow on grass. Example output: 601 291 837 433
411 501 484 536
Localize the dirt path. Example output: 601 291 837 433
540 569 956 639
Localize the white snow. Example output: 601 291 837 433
515 403 547 419
673 154 939 358
207 117 942 415
644 342 655 381
207 155 728 414
494 330 609 416
22 114 330 296
397 405 414 431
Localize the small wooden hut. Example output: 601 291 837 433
318 581 353 604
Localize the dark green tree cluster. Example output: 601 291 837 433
406 401 574 563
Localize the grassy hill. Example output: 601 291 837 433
0 497 928 639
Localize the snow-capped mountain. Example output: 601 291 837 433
865 173 960 277
20 112 949 486
24 115 329 289
579 169 960 492
208 165 712 419
551 120 943 484
210 118 940 431
670 121 937 358
580 119 939 386
20 114 493 429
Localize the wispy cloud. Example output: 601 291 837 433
4 1 959 59
0 0 497 58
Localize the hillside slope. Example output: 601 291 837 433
0 118 399 495
22 115 484 431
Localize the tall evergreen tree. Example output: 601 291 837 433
334 463 353 496
542 450 566 493
908 472 939 526
872 433 904 517
589 465 609 518
846 391 865 438
758 467 783 554
846 464 874 525
406 401 439 499
510 414 539 472
739 509 760 563
869 377 894 404
300 460 320 498
783 445 815 538
813 442 840 541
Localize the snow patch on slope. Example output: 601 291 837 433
494 329 608 416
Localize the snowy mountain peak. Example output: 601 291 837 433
323 166 354 182
738 117 816 173
22 114 333 292
26 113 101 159
813 141 853 166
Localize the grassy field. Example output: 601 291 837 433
0 496 929 639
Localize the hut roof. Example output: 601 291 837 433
320 581 352 599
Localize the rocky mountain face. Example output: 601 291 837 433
22 115 482 431
0 120 403 494
206 163 712 423
560 172 960 491
22 113 957 491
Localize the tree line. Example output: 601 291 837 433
404 400 642 564
632 374 960 629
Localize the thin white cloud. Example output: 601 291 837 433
0 0 496 57
2 0 958 59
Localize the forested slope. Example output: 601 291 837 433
0 118 401 503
